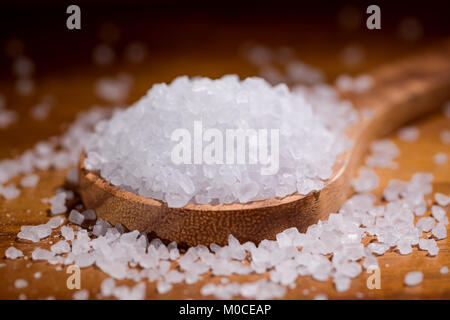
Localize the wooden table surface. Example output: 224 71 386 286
0 18 449 299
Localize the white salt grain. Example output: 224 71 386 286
440 130 450 145
440 266 449 274
69 210 85 225
404 271 423 286
398 126 419 142
73 289 89 300
14 279 28 289
61 226 74 241
434 193 449 206
5 246 23 259
34 272 42 279
20 174 39 187
433 153 448 165
351 167 379 193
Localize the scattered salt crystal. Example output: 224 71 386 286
15 78 34 96
51 240 71 254
66 168 79 185
30 96 54 121
404 271 423 286
73 289 89 300
14 279 28 289
92 44 115 66
50 192 67 215
434 193 450 206
32 248 55 261
0 108 18 129
81 209 96 220
351 167 379 193
440 266 449 274
5 246 23 259
440 130 450 145
94 73 133 104
46 216 65 229
314 293 328 300
365 139 399 169
124 42 148 64
0 184 20 199
398 126 419 142
432 223 447 240
443 101 450 118
398 16 423 41
340 45 364 67
69 210 85 225
431 205 447 222
416 217 435 232
433 153 448 165
61 226 75 241
34 272 42 279
20 174 39 187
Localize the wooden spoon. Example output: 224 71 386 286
79 39 450 246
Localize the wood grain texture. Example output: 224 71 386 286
78 39 450 246
0 32 449 300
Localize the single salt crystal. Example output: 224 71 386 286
334 276 351 292
431 205 447 222
46 216 65 229
15 78 34 96
92 44 115 66
352 75 373 93
51 240 71 254
351 167 379 193
440 266 449 274
66 168 79 185
32 248 55 261
418 238 439 256
433 153 448 165
340 45 364 67
94 73 133 104
397 239 412 255
61 226 74 241
5 246 23 259
34 272 42 279
20 174 39 187
73 289 89 300
432 223 447 240
416 217 435 232
93 219 111 236
314 293 328 300
69 210 85 225
156 281 172 294
50 192 67 215
397 126 419 142
30 96 54 121
440 130 450 145
124 41 148 64
0 108 18 129
81 209 96 220
404 271 423 286
12 56 34 77
365 139 399 169
0 184 20 199
14 279 28 289
444 101 450 118
434 193 450 206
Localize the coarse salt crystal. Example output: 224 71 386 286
14 279 28 289
5 246 23 259
433 153 448 165
404 271 423 286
